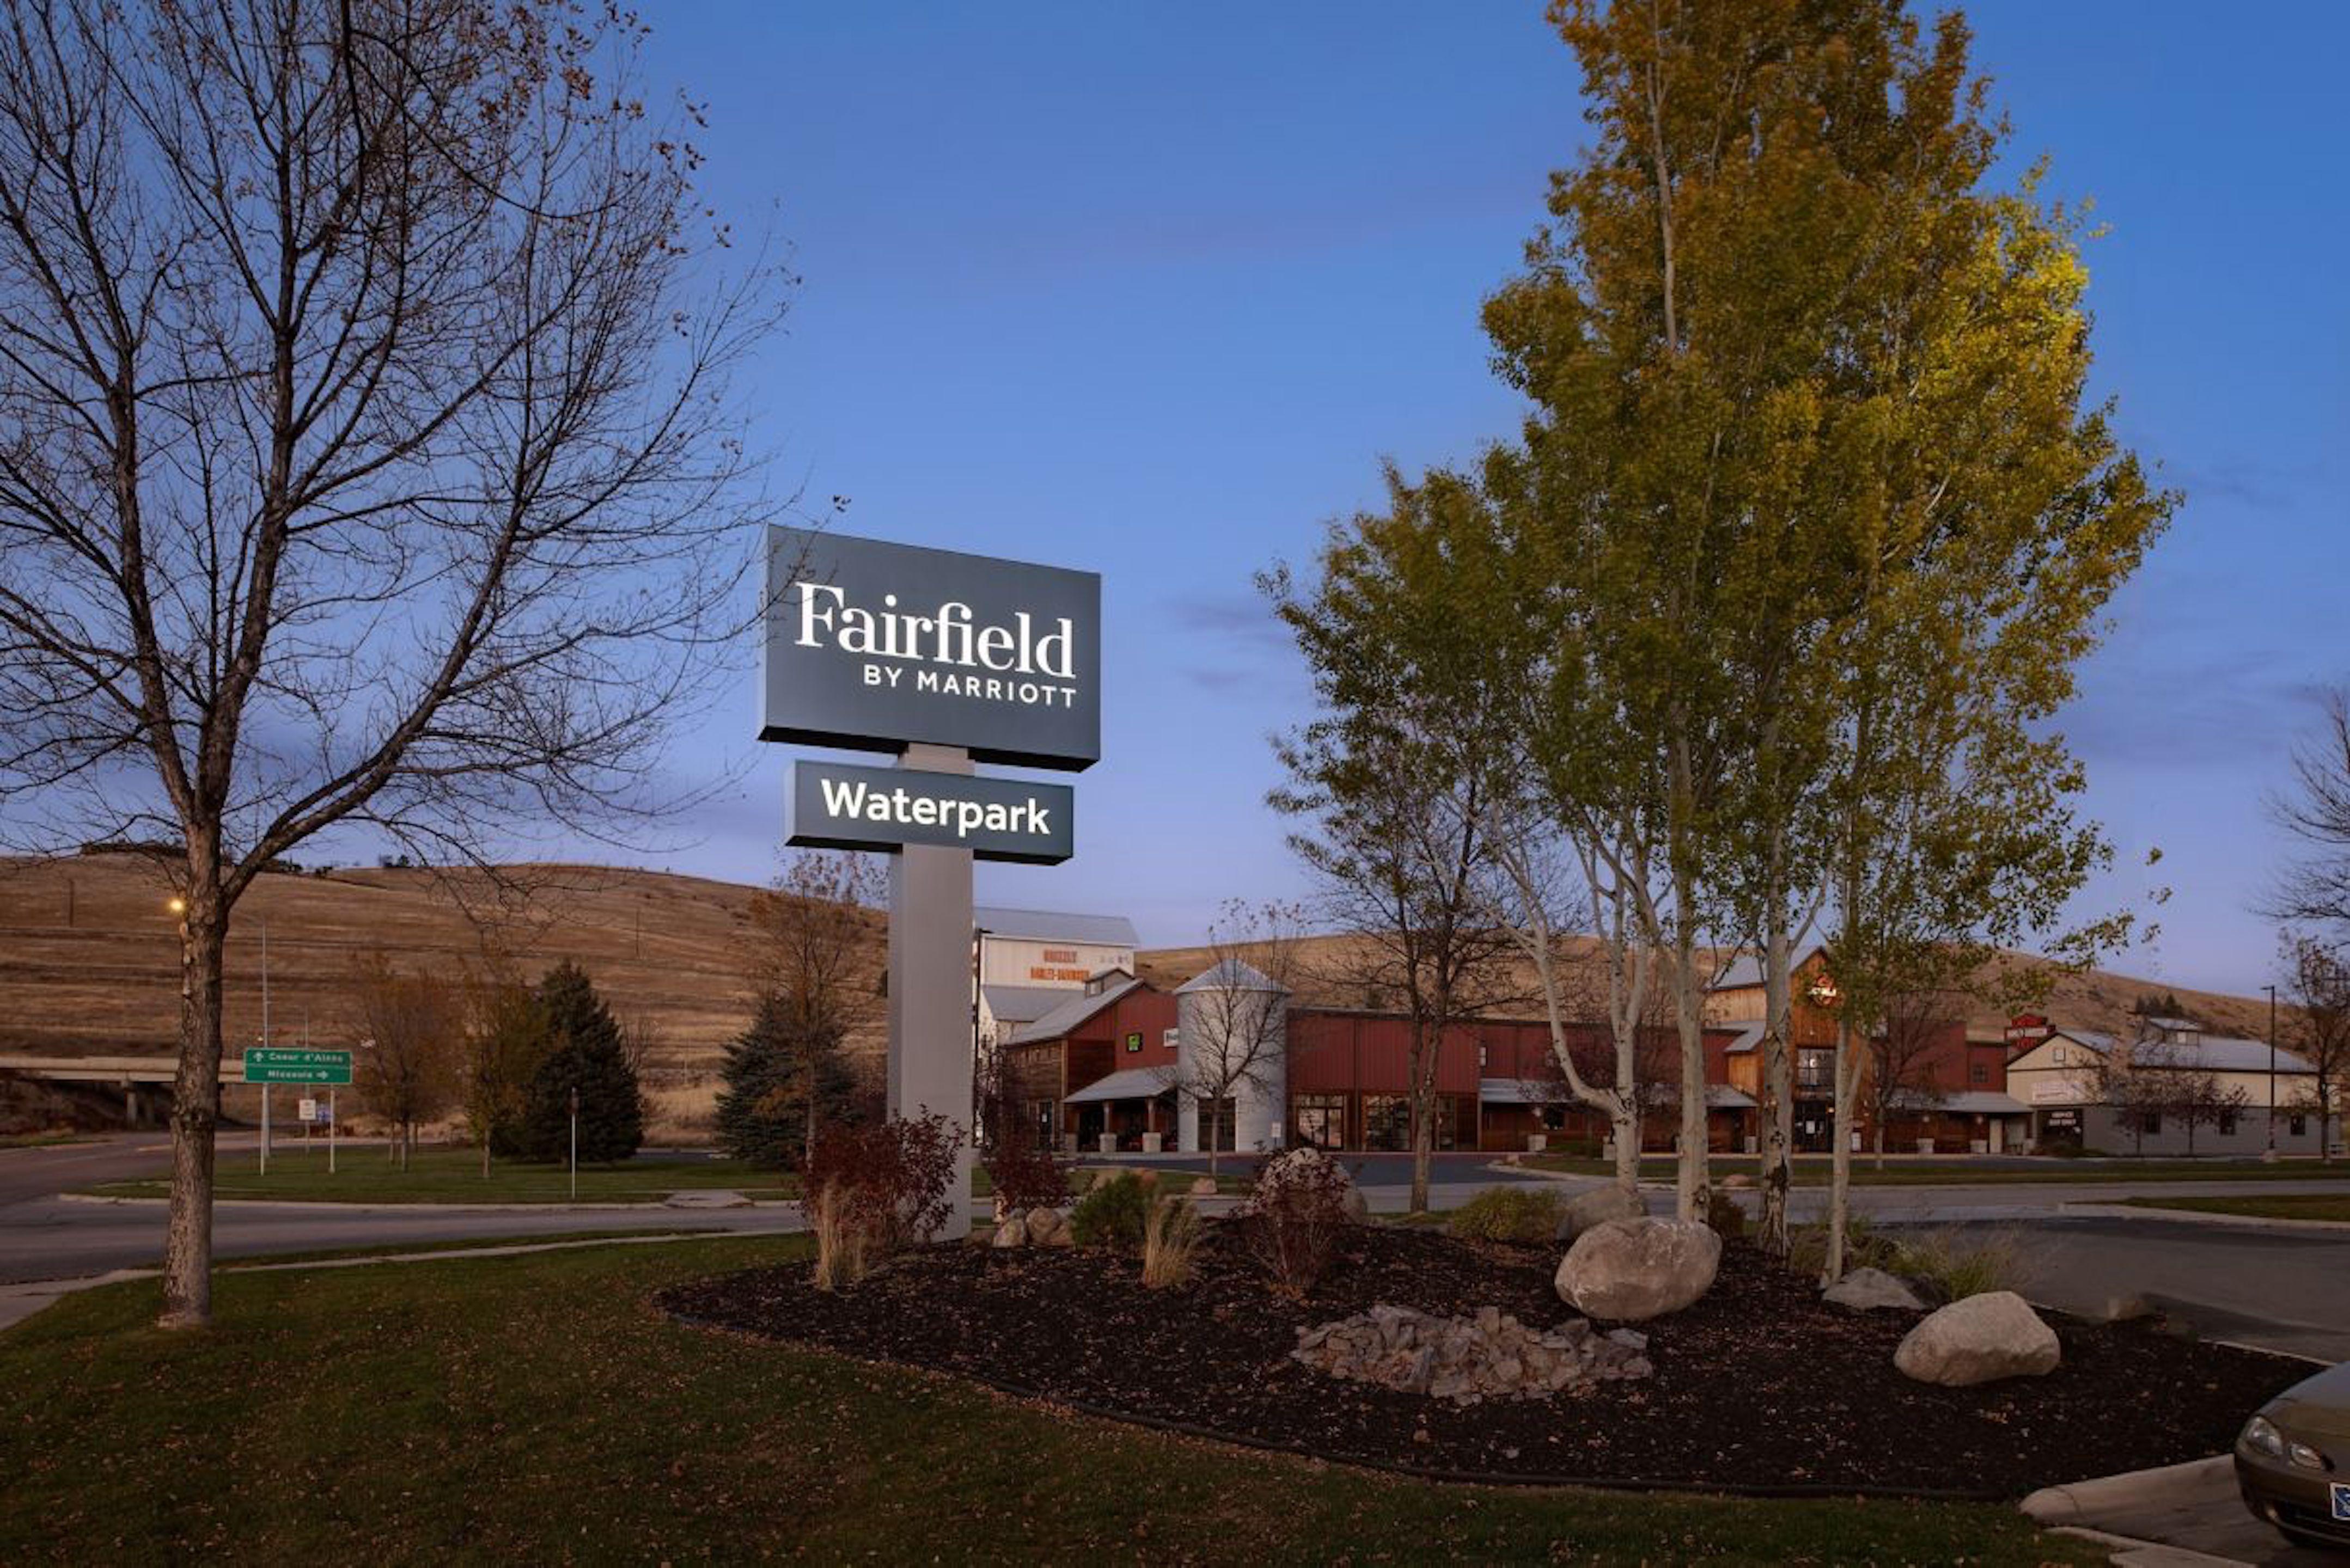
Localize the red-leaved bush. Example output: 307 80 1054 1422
981 1134 1069 1217
1235 1146 1357 1296
805 1112 961 1288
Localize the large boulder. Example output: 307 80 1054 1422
1824 1266 1926 1313
1554 1217 1722 1322
1556 1184 1646 1242
1023 1206 1069 1246
1893 1291 2061 1386
991 1213 1027 1249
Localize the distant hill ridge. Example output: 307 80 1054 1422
1 853 2286 1068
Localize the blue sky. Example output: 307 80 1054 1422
580 2 2348 996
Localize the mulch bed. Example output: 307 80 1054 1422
655 1223 2308 1498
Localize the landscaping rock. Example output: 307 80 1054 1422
1720 1173 1753 1189
1189 1176 1218 1198
1823 1266 1926 1313
1292 1302 1652 1405
1554 1217 1721 1321
1894 1291 2061 1386
1024 1206 1069 1246
1556 1184 1645 1242
991 1215 1026 1248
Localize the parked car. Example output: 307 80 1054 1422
2235 1359 2350 1551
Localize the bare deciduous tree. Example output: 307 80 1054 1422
1865 991 1956 1168
348 950 459 1167
0 0 789 1325
2280 934 2348 1161
1179 899 1303 1180
2269 690 2350 942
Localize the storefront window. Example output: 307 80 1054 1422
1362 1094 1411 1151
1291 1094 1347 1150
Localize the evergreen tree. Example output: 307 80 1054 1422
521 961 644 1164
715 991 857 1169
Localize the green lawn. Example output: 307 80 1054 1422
2116 1192 2350 1223
81 1145 798 1204
1521 1153 2350 1186
0 1132 94 1150
0 1235 2098 1565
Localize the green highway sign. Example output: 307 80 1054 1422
242 1048 353 1086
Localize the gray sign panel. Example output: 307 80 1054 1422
790 761 1075 865
761 526 1101 771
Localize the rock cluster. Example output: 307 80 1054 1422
1292 1303 1653 1405
992 1207 1073 1248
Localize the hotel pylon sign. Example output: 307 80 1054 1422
760 526 1102 1238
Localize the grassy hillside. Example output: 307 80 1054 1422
2 851 2291 1139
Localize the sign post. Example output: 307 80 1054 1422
760 526 1101 1244
242 1049 355 1177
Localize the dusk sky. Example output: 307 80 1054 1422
545 2 2345 996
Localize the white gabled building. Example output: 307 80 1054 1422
2005 1016 2334 1156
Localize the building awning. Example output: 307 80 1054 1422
1479 1077 1564 1105
1476 1079 1757 1112
1933 1091 2028 1116
1063 1066 1176 1105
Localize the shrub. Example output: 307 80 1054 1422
1887 1226 2035 1300
1140 1194 1203 1288
1237 1146 1356 1296
981 1135 1069 1216
1705 1189 1748 1240
1069 1170 1152 1251
804 1112 961 1289
1445 1187 1563 1244
1787 1212 1891 1281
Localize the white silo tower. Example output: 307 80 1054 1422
1174 958 1291 1154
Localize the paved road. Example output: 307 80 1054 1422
0 1135 795 1287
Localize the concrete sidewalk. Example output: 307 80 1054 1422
2024 1454 2341 1566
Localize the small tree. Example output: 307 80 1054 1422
521 963 643 1165
2090 1042 2169 1157
2170 1068 2249 1157
2281 934 2348 1161
740 852 886 1163
1180 900 1303 1178
716 991 857 1169
347 952 460 1169
460 968 548 1172
1867 992 1955 1167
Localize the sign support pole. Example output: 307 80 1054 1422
260 1083 270 1176
329 1089 337 1174
888 742 976 1241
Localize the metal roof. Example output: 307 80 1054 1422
2039 1028 2316 1076
1009 977 1148 1046
1936 1091 2028 1116
1719 1020 1767 1055
980 984 1070 1027
1473 1078 1756 1111
973 906 1139 946
1174 958 1289 995
1063 1065 1176 1105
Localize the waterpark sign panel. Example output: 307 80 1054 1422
760 526 1101 770
789 759 1074 865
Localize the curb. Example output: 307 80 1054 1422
2021 1455 2235 1526
58 1192 799 1214
2058 1200 2350 1233
2044 1524 2249 1567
